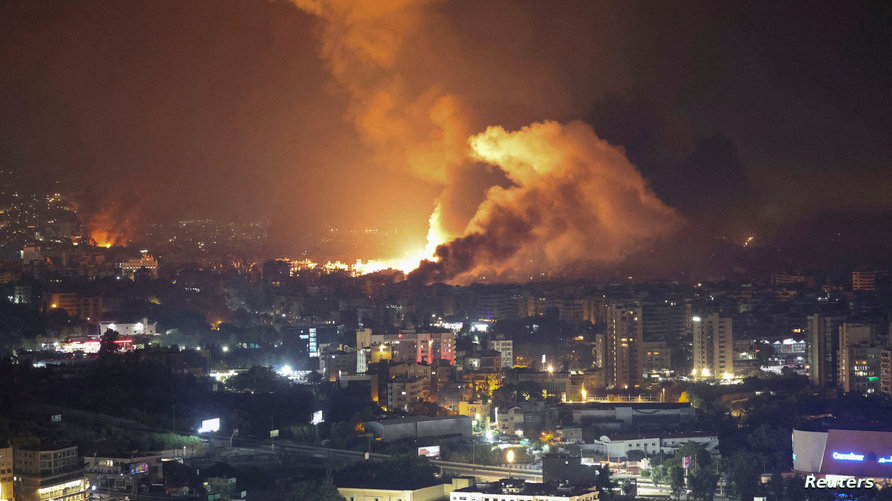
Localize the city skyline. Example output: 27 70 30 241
1 0 890 281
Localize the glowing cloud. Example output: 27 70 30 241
294 2 681 281
410 121 681 282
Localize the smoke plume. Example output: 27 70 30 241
295 1 681 282
409 121 681 282
292 0 471 212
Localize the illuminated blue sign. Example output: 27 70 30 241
878 456 892 464
832 452 864 461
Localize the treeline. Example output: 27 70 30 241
0 353 378 456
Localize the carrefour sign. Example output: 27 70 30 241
794 429 892 477
831 451 892 464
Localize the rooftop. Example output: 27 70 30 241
596 430 719 442
370 415 471 425
453 479 598 497
560 402 691 410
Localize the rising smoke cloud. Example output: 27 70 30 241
294 1 681 282
292 0 471 237
409 121 681 282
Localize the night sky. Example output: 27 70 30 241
1 0 890 274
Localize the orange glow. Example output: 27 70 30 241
88 211 127 248
280 206 450 277
85 200 140 249
391 205 448 270
305 206 449 276
365 203 449 274
292 3 680 283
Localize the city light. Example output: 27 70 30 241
1 3 889 495
198 418 221 433
832 452 864 462
311 411 324 425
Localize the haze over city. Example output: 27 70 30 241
1 2 891 501
2 0 890 280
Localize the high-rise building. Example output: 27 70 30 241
0 446 12 501
807 314 847 387
641 299 687 343
837 323 883 394
839 345 888 395
606 302 643 389
692 313 733 379
593 333 606 371
852 270 890 292
488 338 514 369
881 350 892 397
13 445 89 501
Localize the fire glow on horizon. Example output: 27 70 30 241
83 1 681 279
289 205 449 276
88 206 130 248
90 229 118 248
289 0 680 283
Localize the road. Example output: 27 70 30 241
220 438 544 482
200 437 737 496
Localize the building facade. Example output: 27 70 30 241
488 339 514 369
692 313 733 379
807 314 846 387
119 252 158 280
606 302 642 389
13 445 89 501
0 446 12 501
451 480 599 501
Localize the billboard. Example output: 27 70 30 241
198 418 220 433
129 462 149 475
311 411 324 425
793 428 892 478
418 446 441 459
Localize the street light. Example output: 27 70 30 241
506 449 515 478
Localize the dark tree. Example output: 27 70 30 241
726 450 763 501
99 328 120 356
290 473 345 501
688 468 719 501
668 465 685 500
594 464 615 499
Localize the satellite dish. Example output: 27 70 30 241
600 435 611 443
